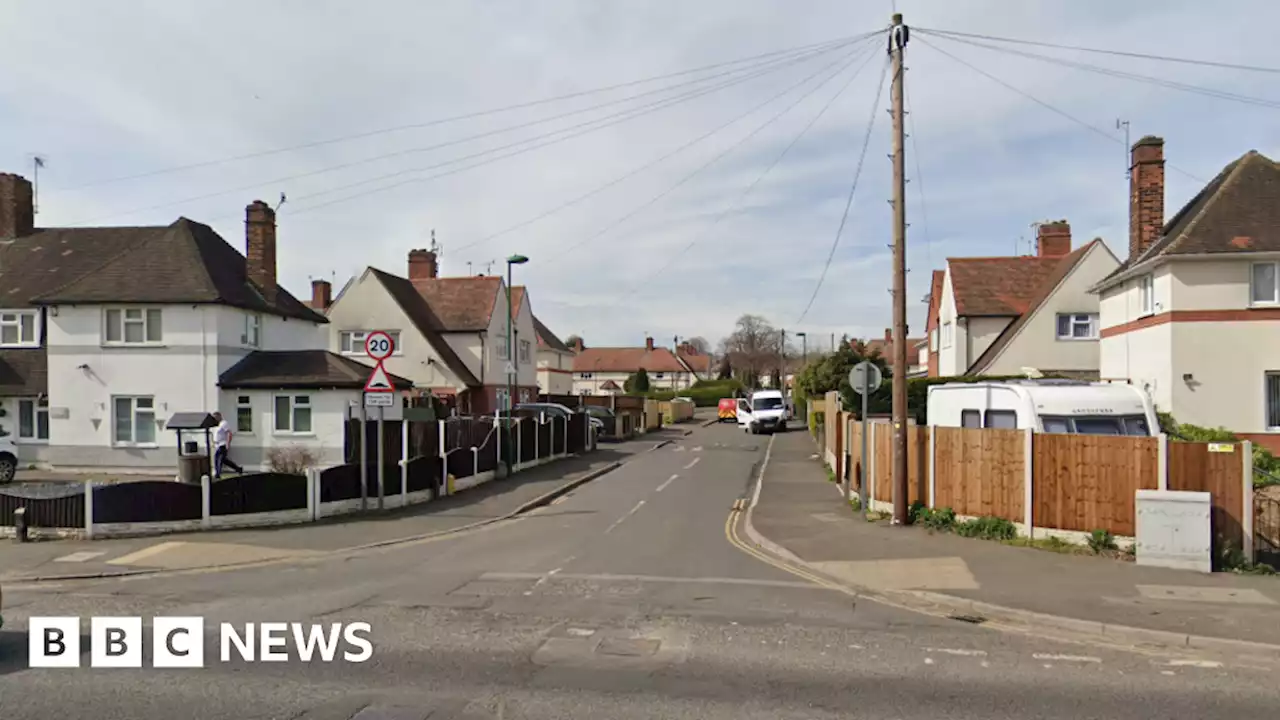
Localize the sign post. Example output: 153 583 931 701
364 331 396 512
849 361 884 513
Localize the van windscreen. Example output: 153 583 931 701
752 396 784 411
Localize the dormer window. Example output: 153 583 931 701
0 310 38 347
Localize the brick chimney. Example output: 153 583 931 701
311 279 332 311
1129 136 1165 260
408 249 438 280
571 337 584 352
245 200 277 302
0 173 35 239
645 336 655 351
1036 220 1071 258
883 328 892 342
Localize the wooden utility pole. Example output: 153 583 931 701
889 14 910 525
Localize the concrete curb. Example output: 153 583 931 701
4 460 630 584
700 418 719 427
738 445 1280 660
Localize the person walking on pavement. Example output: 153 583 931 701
212 411 243 478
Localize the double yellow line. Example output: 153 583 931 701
723 501 850 594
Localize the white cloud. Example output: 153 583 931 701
3 0 1278 348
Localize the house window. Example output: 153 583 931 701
496 335 510 360
113 396 156 445
654 372 665 380
0 310 37 347
929 329 937 352
1267 373 1280 430
273 395 312 434
1251 262 1279 306
984 409 1017 429
105 308 162 345
495 387 510 411
1138 274 1155 315
960 409 980 429
242 314 261 347
579 372 593 379
340 330 401 355
236 395 253 433
18 397 49 441
519 339 531 364
941 322 953 349
1056 313 1098 340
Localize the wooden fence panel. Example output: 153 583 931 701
1033 434 1158 536
933 427 1023 522
846 417 864 494
1168 441 1246 557
909 427 929 506
1256 486 1280 567
874 426 892 503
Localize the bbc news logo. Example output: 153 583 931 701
29 617 373 668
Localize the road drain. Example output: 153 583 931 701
948 614 988 625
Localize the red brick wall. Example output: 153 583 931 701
1129 136 1165 260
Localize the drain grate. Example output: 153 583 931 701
948 614 988 625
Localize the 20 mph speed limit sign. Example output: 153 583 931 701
365 331 395 361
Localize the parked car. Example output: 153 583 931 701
0 434 16 484
739 389 788 435
717 398 737 422
515 403 604 432
926 379 1158 436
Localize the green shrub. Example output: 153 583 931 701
1087 529 1117 554
914 506 956 531
955 516 1017 541
908 501 927 524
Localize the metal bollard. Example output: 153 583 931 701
14 506 29 543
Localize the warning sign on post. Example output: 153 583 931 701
364 364 394 392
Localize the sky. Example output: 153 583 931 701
2 0 1278 350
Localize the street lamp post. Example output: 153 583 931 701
505 254 529 413
797 332 807 367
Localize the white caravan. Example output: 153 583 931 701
926 380 1158 436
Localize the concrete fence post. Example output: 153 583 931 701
306 468 318 522
200 474 211 529
438 419 448 496
84 480 94 540
1023 428 1034 538
1157 433 1169 491
472 447 479 478
927 428 936 509
401 420 409 506
1243 440 1255 562
494 416 503 478
868 422 877 506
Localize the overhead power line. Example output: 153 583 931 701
72 40 860 226
916 26 1280 75
621 42 885 301
915 37 1205 183
49 31 877 193
547 42 877 263
456 36 884 259
796 54 892 325
918 30 1280 111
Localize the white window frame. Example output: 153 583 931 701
242 313 262 348
339 330 401 356
1266 372 1280 431
495 335 510 361
0 310 39 348
1055 313 1098 340
17 397 49 442
104 307 163 346
273 394 313 435
236 394 254 434
929 328 938 352
112 396 157 446
1138 274 1155 316
579 372 593 379
519 339 531 364
941 322 953 349
1250 261 1279 307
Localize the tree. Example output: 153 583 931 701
793 336 890 418
719 314 782 389
565 334 583 350
684 336 710 354
624 368 651 393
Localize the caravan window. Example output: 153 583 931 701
984 410 1017 429
960 410 981 429
1041 416 1071 434
1041 415 1152 436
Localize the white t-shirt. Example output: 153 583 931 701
213 420 232 448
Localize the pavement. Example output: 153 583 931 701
747 428 1280 650
2 422 1277 718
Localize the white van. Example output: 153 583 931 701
926 380 1158 436
739 389 788 434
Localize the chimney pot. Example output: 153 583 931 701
1036 220 1072 258
645 336 654 351
0 173 35 239
245 200 277 302
408 249 438 280
311 279 332 311
1129 136 1165 260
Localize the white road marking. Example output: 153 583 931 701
1033 653 1102 663
924 657 935 665
1164 659 1224 668
656 474 679 492
53 551 107 563
480 571 822 590
1161 670 1176 676
604 500 645 534
691 446 703 452
925 647 987 657
567 628 595 637
523 567 562 596
672 446 685 452
683 457 701 470
107 541 186 566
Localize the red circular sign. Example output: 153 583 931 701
364 331 395 360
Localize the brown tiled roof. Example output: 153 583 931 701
948 256 1063 316
862 336 924 360
510 286 526 317
368 268 481 387
679 353 712 375
532 315 571 353
968 240 1102 374
1098 150 1280 287
573 347 690 373
412 276 501 332
0 348 47 396
15 219 324 322
219 350 413 390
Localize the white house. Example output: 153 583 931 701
934 221 1119 379
1092 137 1280 453
571 337 701 395
0 173 408 472
532 314 574 396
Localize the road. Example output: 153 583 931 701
1 422 1276 719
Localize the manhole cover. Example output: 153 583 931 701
597 637 660 657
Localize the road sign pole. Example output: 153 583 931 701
859 370 869 514
376 405 385 510
359 403 368 512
